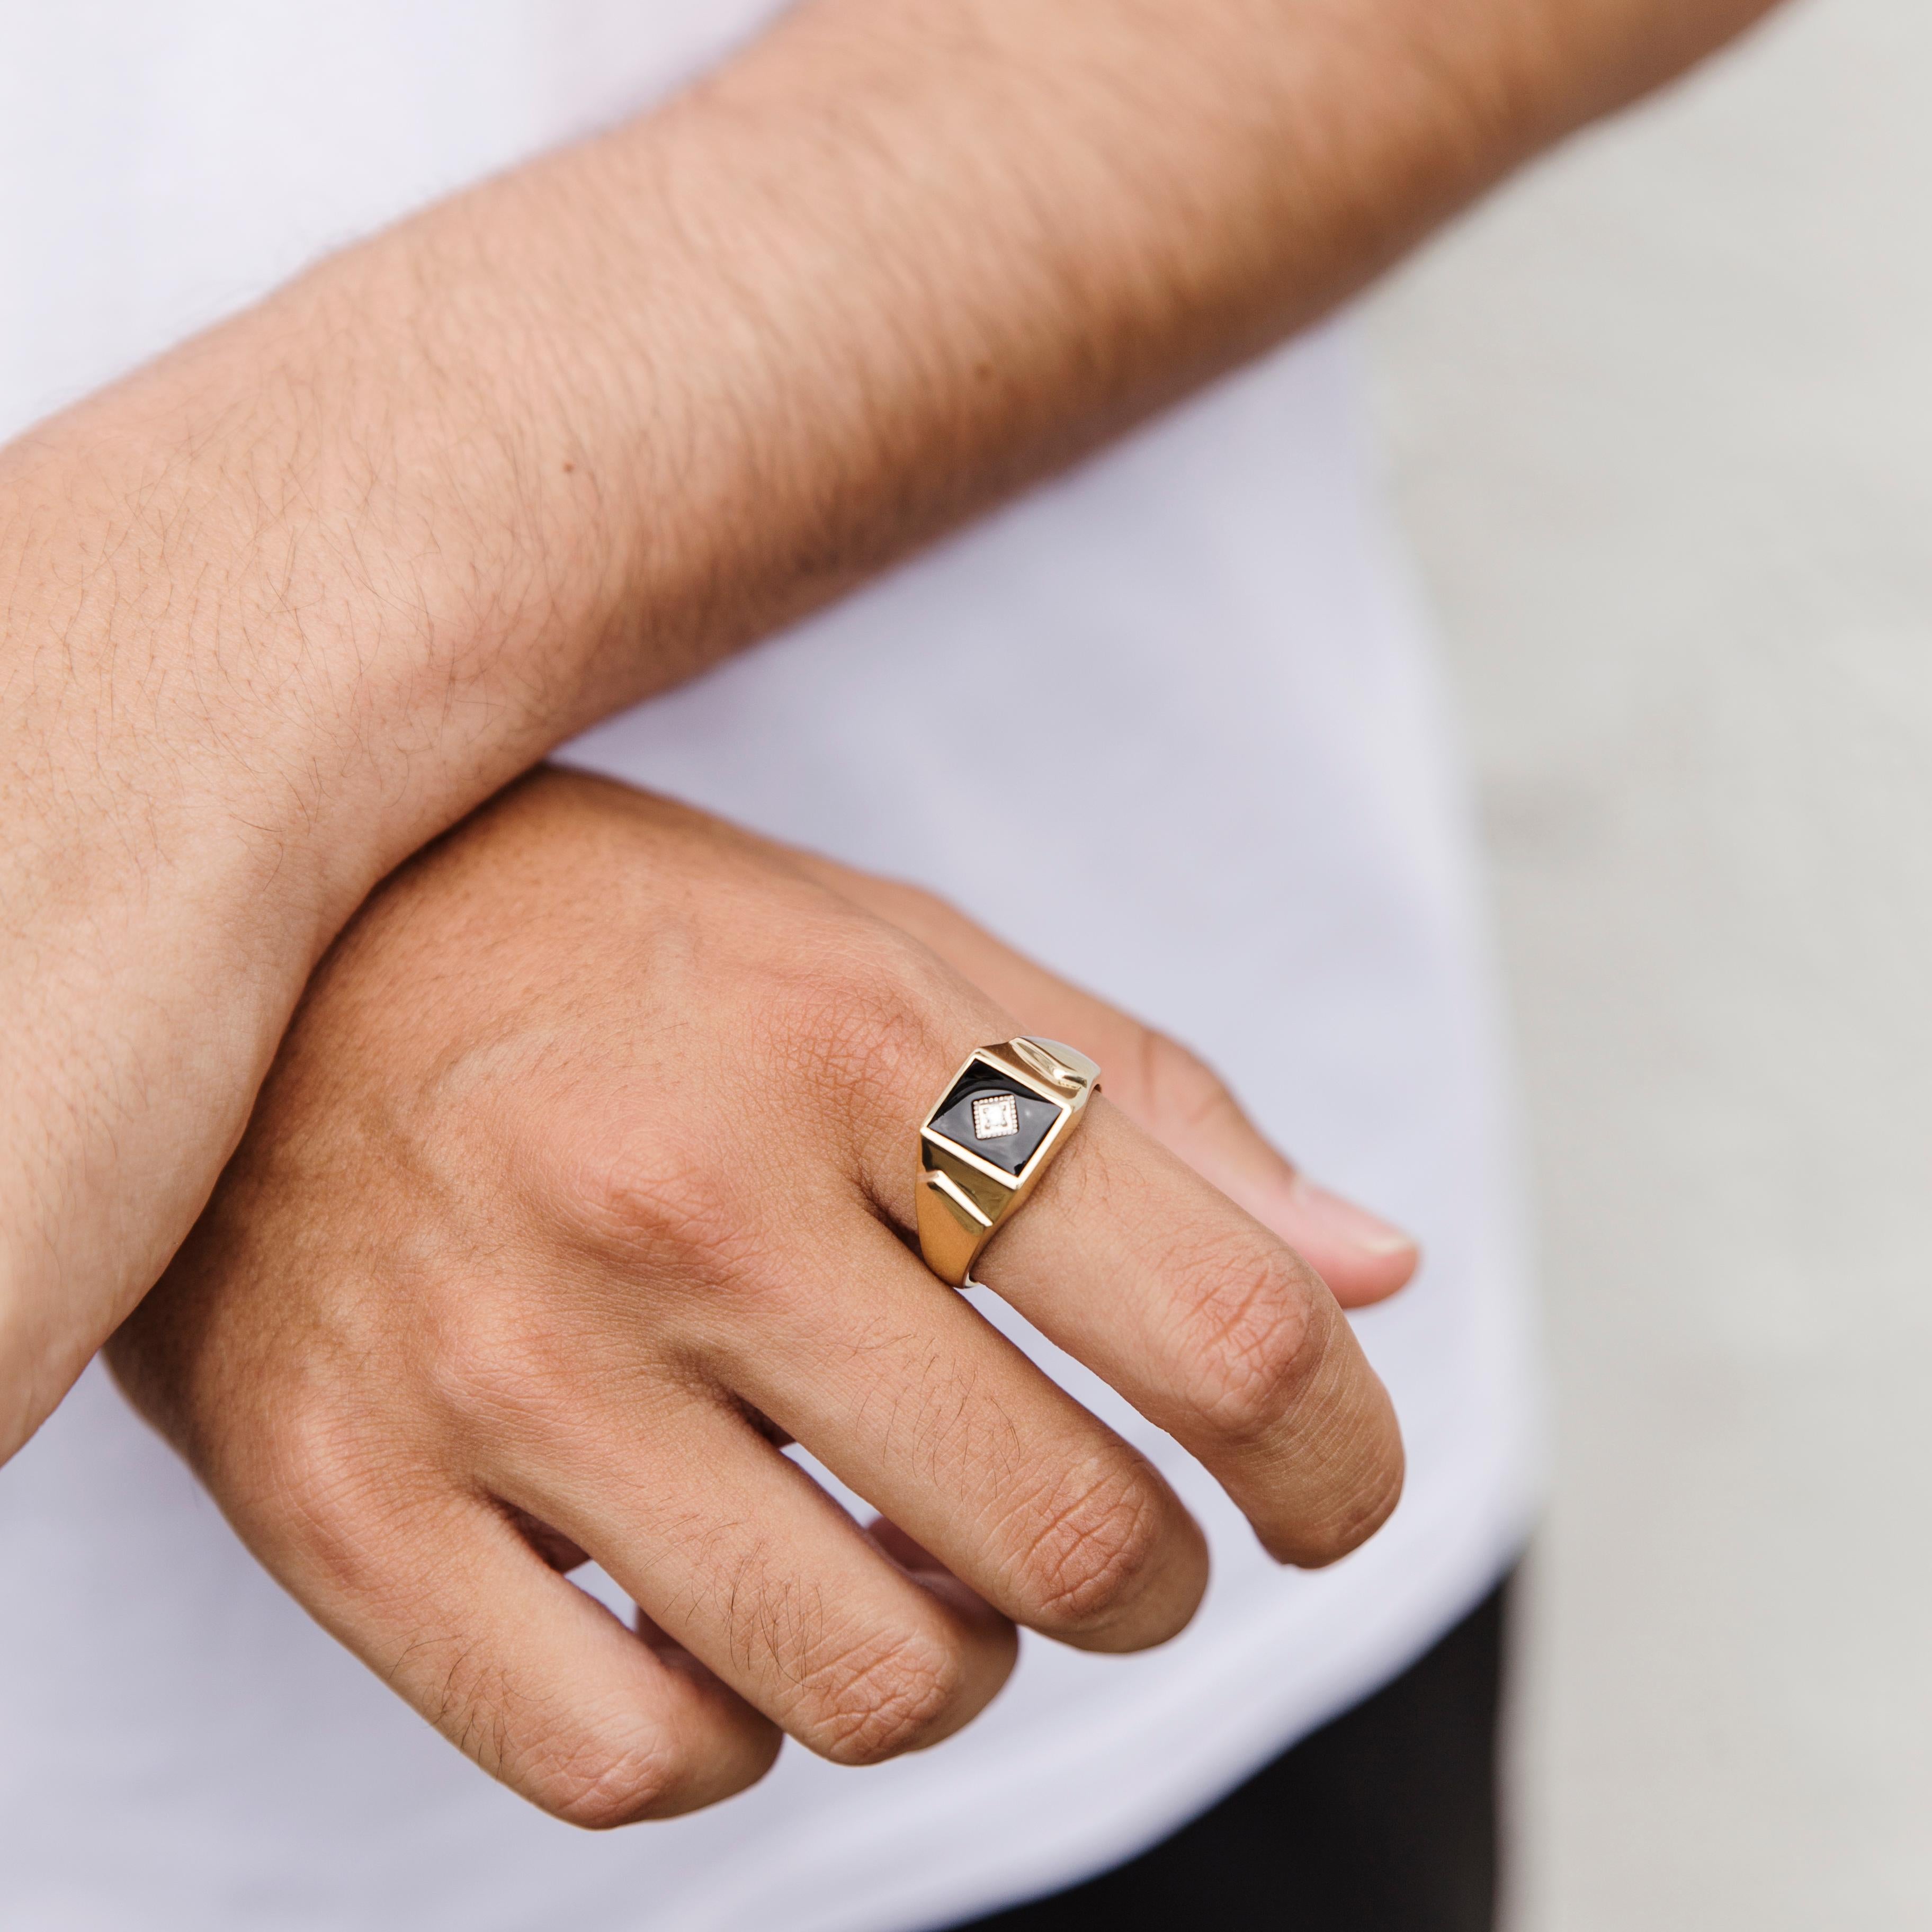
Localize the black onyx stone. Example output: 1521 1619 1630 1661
926 1062 1063 1177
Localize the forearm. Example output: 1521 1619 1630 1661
3 0 1776 909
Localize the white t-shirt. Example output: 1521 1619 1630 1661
0 6 1541 1929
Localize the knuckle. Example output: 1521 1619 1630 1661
517 1722 680 1830
413 1275 649 1445
783 926 986 1125
412 1633 681 1829
1137 1027 1233 1127
539 1126 780 1307
245 1397 406 1589
1347 1442 1408 1550
798 1625 964 1767
421 1286 564 1426
1278 1418 1408 1570
1164 1232 1328 1446
1010 1460 1167 1634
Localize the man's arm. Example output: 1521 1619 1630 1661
0 0 1776 1456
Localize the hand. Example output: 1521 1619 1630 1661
109 768 1411 1827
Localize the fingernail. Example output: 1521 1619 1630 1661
1291 1178 1418 1256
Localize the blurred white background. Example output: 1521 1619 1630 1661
1367 0 1932 1924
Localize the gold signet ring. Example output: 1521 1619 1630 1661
915 1036 1101 1289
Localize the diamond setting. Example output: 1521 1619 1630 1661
926 1062 1065 1176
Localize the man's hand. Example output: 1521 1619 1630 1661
108 770 1411 1826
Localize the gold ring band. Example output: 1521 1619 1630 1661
915 1036 1101 1289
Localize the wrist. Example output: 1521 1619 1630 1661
0 192 681 1455
0 265 619 941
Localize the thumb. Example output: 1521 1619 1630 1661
797 864 1419 1309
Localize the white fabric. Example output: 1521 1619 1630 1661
0 6 1541 1928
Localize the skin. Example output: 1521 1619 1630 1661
0 0 1778 1461
112 771 1416 1823
3 0 1790 1837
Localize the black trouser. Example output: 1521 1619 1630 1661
949 1576 1509 1932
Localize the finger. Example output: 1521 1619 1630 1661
865 1514 942 1572
862 1516 1014 1636
277 1486 781 1828
713 1210 1210 1654
857 1051 1404 1568
788 865 1417 1307
996 1098 1404 1565
482 1390 1019 1768
1096 1028 1420 1313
